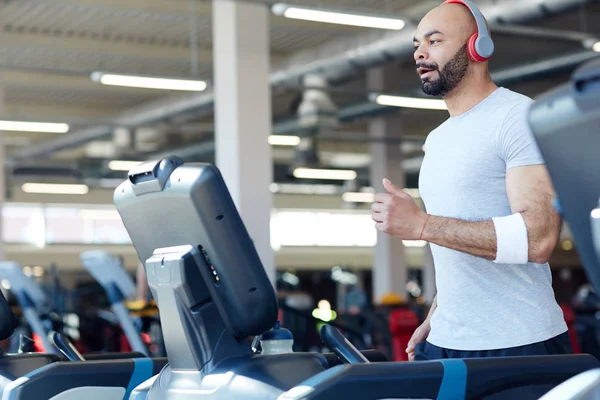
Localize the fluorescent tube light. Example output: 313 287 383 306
268 135 301 146
293 168 357 180
0 120 69 133
402 240 427 247
342 192 375 203
108 160 143 171
272 3 405 30
91 72 207 91
343 188 419 202
22 183 89 195
372 94 448 110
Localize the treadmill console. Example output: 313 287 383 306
528 56 600 400
114 157 278 339
528 57 600 293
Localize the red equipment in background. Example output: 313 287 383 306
388 307 420 361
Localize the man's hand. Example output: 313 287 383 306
406 320 431 361
406 295 437 361
371 164 561 263
371 178 428 240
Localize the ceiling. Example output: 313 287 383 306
0 0 599 197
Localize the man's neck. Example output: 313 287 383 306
444 76 498 117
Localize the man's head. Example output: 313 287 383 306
413 2 490 97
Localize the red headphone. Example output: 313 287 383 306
443 0 495 62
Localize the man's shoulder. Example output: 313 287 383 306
480 88 534 138
496 87 533 102
493 87 534 115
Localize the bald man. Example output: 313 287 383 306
371 1 572 360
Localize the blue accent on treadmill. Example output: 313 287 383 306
105 282 126 305
23 362 56 379
16 292 34 309
437 359 467 400
5 362 58 400
553 197 563 216
125 357 154 399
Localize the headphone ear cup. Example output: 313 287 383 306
467 33 489 62
467 33 479 61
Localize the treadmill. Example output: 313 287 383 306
0 266 168 399
80 250 149 356
0 262 58 355
113 156 599 400
524 57 600 399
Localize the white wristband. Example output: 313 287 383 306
492 213 529 264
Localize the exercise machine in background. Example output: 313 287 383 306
0 262 58 355
80 250 150 356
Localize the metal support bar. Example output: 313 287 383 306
491 24 598 44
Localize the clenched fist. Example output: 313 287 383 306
371 178 429 240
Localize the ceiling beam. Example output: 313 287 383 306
41 0 365 33
1 70 165 96
4 100 124 122
0 30 212 70
53 0 214 15
0 30 288 76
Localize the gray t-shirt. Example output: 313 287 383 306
419 87 567 350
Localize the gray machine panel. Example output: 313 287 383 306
80 251 137 300
0 262 47 310
528 57 600 400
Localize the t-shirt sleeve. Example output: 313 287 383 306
498 101 545 170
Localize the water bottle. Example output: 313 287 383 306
260 321 294 355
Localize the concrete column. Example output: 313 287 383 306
368 64 408 303
212 0 275 283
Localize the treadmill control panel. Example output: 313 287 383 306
199 245 221 286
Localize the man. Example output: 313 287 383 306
371 2 572 360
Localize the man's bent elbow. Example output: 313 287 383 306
529 233 559 264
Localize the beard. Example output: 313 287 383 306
418 44 470 97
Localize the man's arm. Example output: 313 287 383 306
421 164 561 264
406 294 437 360
425 294 437 322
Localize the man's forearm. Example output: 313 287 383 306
425 294 437 323
421 215 497 260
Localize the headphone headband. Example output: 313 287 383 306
443 0 494 61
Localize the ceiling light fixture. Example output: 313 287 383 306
0 120 69 133
21 183 89 195
108 160 143 171
272 3 405 30
268 135 301 146
91 72 207 91
293 168 357 180
342 192 374 203
371 93 448 110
